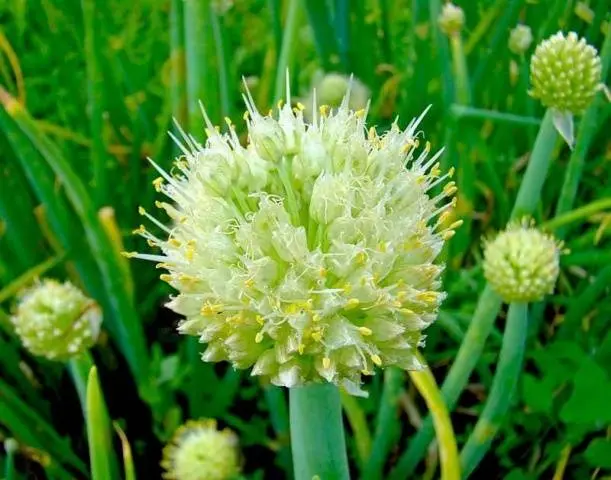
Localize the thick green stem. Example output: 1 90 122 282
554 33 610 239
290 383 350 480
510 109 558 220
460 302 529 477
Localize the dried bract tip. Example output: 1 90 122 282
11 279 101 361
483 221 562 303
530 31 602 114
161 419 241 480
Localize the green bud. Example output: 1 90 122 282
483 222 562 303
438 3 465 36
11 280 101 361
161 419 241 480
530 31 602 114
508 24 533 55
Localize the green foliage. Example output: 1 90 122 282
0 0 610 478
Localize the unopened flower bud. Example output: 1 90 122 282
530 31 602 114
508 24 533 55
483 222 562 303
11 280 101 361
438 3 465 36
162 419 241 480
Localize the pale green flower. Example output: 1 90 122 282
508 24 533 55
11 280 101 361
483 222 562 303
530 31 602 115
438 3 465 36
129 81 459 395
162 419 241 480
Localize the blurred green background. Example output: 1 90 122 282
0 0 610 479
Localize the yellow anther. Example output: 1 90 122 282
296 102 305 111
319 104 330 117
362 369 373 376
448 166 456 178
424 141 431 152
169 238 181 247
368 126 377 140
346 298 360 310
185 246 195 261
132 225 146 235
392 300 403 308
121 251 137 258
438 210 451 225
267 109 273 116
449 219 464 229
243 110 249 121
444 183 458 196
256 315 264 325
312 314 321 323
286 303 299 314
298 343 305 355
201 303 224 316
397 290 407 301
152 177 164 191
343 283 352 294
416 291 438 303
356 251 367 265
377 242 387 253
255 331 264 344
277 99 284 109
358 326 373 336
244 278 255 288
224 116 232 126
416 175 427 185
138 206 146 215
400 308 415 315
442 230 456 240
355 108 365 118
311 331 323 342
323 357 331 369
159 274 172 282
154 200 163 208
319 267 327 278
370 354 382 366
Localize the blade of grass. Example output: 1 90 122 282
304 0 341 70
114 423 136 480
0 254 64 304
340 390 372 467
363 367 403 480
0 377 87 476
210 7 233 120
0 30 25 104
86 366 115 480
0 89 149 387
334 0 350 71
273 0 302 104
81 0 110 206
170 0 187 127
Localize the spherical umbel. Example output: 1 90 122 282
128 81 460 396
508 24 533 55
438 3 465 36
529 31 602 114
11 280 101 361
306 73 370 114
483 222 562 303
162 419 241 480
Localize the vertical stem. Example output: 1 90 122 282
460 302 529 477
290 383 350 480
273 0 301 104
510 109 558 220
81 0 108 206
69 351 95 408
408 353 460 480
170 0 187 128
210 9 233 119
3 438 18 480
363 368 403 480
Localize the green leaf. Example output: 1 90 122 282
584 438 611 469
522 374 553 413
560 358 611 426
86 366 114 480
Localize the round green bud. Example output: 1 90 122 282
132 77 459 396
11 280 101 361
162 419 241 480
530 31 602 114
483 222 562 303
438 3 465 36
508 24 533 55
313 73 370 112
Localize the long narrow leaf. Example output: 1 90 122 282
86 366 114 480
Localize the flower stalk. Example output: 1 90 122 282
290 383 350 480
459 302 528 477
